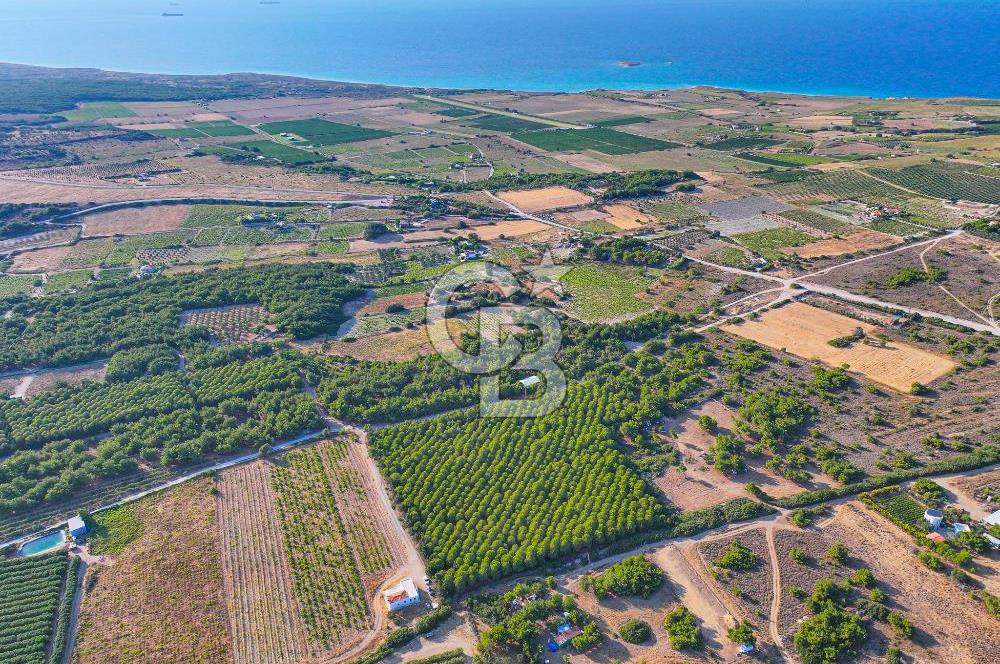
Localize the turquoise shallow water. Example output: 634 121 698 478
18 530 66 556
1 0 998 98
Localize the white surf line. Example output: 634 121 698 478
0 428 330 551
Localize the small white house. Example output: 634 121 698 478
384 578 419 612
67 515 88 539
924 509 943 529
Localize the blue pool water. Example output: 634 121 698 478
18 530 67 556
1 0 998 98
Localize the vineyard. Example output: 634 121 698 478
0 552 70 664
370 381 671 593
218 461 308 664
867 164 1000 204
870 490 927 529
270 444 372 654
181 304 270 344
761 169 913 203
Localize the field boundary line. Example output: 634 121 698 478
413 94 586 129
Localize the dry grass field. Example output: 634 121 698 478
722 302 958 391
496 186 593 213
8 244 74 272
601 203 653 230
73 478 232 664
217 461 309 664
456 219 551 240
82 205 191 236
783 228 901 257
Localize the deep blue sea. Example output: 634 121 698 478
2 0 999 98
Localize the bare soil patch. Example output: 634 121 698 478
497 186 593 213
783 228 900 257
9 245 74 272
456 219 550 240
22 362 106 398
697 529 774 634
551 152 619 173
82 205 190 237
788 115 853 128
722 302 957 392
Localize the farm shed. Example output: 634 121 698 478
986 510 1000 527
383 577 419 611
924 509 943 528
68 515 88 538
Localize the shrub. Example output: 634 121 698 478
727 620 755 647
618 618 652 644
697 415 718 433
827 543 848 565
663 606 702 650
717 540 758 571
888 612 914 639
789 547 809 564
851 568 876 589
793 605 866 664
592 556 664 599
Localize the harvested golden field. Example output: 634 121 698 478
783 228 900 257
218 461 309 664
456 219 551 239
601 203 653 230
551 152 618 173
497 186 593 213
82 205 190 237
8 245 73 272
722 302 958 391
73 478 232 664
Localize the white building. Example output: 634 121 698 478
384 578 419 611
924 509 943 529
985 510 1000 527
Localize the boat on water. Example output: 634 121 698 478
162 12 184 17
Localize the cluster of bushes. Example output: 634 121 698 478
586 555 663 599
588 237 668 266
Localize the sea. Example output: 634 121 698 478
2 0 999 99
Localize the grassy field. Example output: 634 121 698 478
737 152 835 167
779 208 853 234
259 118 394 145
0 275 38 297
469 115 550 132
512 128 680 154
318 222 369 239
559 263 654 321
88 504 144 555
43 270 92 293
199 140 325 165
733 228 817 259
148 121 255 139
704 137 783 151
61 102 136 123
593 115 654 127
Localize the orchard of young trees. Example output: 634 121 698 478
370 381 672 593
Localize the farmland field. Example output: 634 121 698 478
218 461 308 664
369 382 669 593
559 263 654 322
868 163 1000 203
468 115 549 132
703 137 782 150
0 552 71 664
146 121 254 138
721 302 957 392
783 227 900 257
72 478 232 664
762 169 914 203
259 118 394 145
269 439 399 655
510 128 680 154
0 275 38 297
181 304 270 344
778 208 852 234
733 227 817 259
496 186 592 213
871 491 926 529
61 102 136 122
199 140 324 165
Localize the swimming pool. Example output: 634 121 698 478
18 530 66 556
